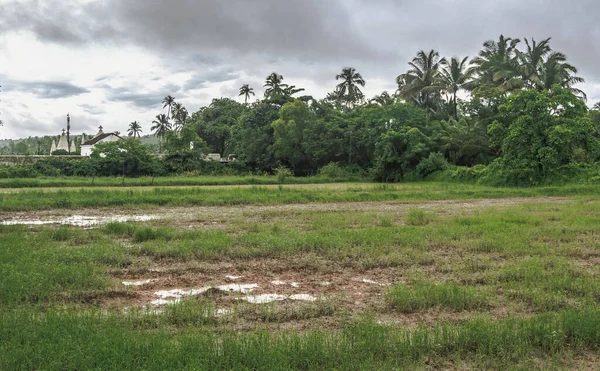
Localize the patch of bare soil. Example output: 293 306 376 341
0 197 573 227
103 257 513 329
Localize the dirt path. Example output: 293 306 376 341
0 197 573 227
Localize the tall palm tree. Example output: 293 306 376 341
127 121 142 138
516 37 552 88
468 35 522 96
537 52 586 100
263 73 287 99
370 91 395 106
238 84 255 104
173 106 189 133
151 113 171 153
335 67 366 107
162 95 176 119
439 56 474 120
593 102 600 110
396 50 444 111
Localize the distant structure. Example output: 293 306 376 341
81 126 122 156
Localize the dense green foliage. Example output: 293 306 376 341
3 35 600 185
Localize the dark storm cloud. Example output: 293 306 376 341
103 83 182 109
1 77 90 99
2 0 600 106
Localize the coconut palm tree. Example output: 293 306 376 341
593 102 600 110
396 50 444 111
516 37 552 88
370 91 395 106
127 121 142 138
173 107 189 133
238 84 255 104
263 73 287 99
335 67 366 107
468 35 522 96
537 52 586 100
162 95 176 119
439 56 474 120
151 113 171 153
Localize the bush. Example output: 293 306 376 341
415 152 449 178
274 165 294 183
318 162 348 178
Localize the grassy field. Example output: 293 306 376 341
1 179 599 369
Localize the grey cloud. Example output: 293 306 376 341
80 103 105 115
103 83 181 109
183 69 240 90
2 77 90 99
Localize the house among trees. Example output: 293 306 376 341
81 126 122 156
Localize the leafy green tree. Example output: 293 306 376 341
373 126 432 181
488 86 599 183
192 98 245 155
162 95 176 119
334 67 366 107
238 84 255 104
270 100 316 173
14 141 30 155
127 121 142 138
151 113 171 153
90 139 157 177
232 102 280 171
163 125 210 173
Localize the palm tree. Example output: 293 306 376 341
516 37 552 88
162 95 176 119
263 73 287 99
593 102 600 110
439 57 474 120
396 50 444 111
151 113 171 153
370 91 395 106
238 84 255 104
127 121 142 138
335 67 366 107
173 106 189 133
468 35 522 96
537 52 586 100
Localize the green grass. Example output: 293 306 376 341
386 281 489 312
0 174 366 189
2 183 600 368
1 308 599 370
0 181 599 211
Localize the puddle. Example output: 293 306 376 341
361 278 389 286
152 283 259 306
1 214 157 227
271 280 300 288
242 293 318 304
122 279 156 287
225 275 242 280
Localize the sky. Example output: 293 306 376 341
0 0 599 139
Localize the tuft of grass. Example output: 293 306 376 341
405 209 433 226
386 281 489 313
133 227 168 242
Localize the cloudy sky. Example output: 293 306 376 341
1 0 599 139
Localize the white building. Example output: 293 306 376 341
81 126 122 157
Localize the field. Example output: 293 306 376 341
1 179 599 369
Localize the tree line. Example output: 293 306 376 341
2 35 600 184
